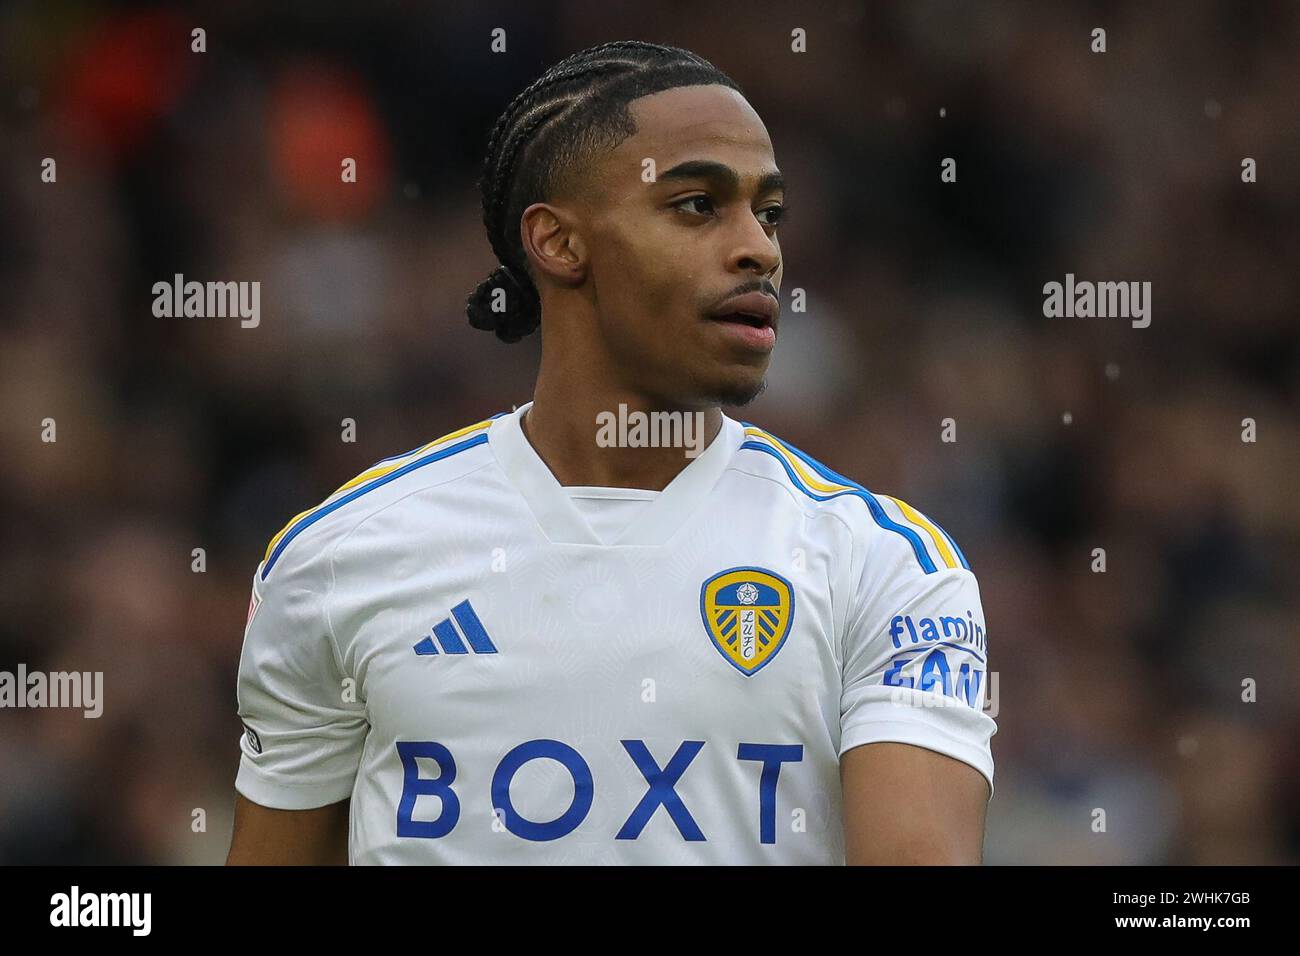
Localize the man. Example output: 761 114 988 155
227 40 995 865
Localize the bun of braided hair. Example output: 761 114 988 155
465 40 742 343
466 263 541 343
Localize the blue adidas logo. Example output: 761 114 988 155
414 600 498 655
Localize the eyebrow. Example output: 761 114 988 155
657 159 785 196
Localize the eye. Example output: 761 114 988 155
756 205 787 227
673 195 715 216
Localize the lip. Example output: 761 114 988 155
707 291 779 329
706 290 779 353
710 319 776 352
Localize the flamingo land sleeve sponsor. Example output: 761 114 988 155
882 609 987 709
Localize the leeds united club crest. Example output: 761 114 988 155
700 567 795 676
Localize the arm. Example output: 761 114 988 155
840 741 989 865
230 531 368 862
226 793 351 866
838 499 998 865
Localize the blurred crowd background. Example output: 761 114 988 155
1 0 1296 864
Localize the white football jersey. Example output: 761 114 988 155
234 402 996 864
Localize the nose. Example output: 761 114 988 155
727 210 781 279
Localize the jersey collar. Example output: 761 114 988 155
488 401 743 547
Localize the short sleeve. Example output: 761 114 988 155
840 520 996 798
234 543 368 810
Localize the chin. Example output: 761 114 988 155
651 359 769 410
704 373 768 409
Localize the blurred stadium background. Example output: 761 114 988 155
0 1 1297 864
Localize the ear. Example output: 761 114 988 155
519 202 587 288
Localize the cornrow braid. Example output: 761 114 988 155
466 40 743 343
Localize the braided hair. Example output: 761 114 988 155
466 41 743 342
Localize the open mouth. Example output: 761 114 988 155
707 291 779 334
713 312 771 329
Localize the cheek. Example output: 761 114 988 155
654 228 709 293
596 215 708 336
621 240 698 319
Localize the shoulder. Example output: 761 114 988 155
729 421 972 578
256 413 503 583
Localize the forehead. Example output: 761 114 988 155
606 84 775 181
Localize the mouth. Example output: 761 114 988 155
707 291 779 332
705 291 779 353
712 311 771 329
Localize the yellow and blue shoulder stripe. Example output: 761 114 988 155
260 414 502 579
739 424 970 574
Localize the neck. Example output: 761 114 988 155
523 363 722 493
